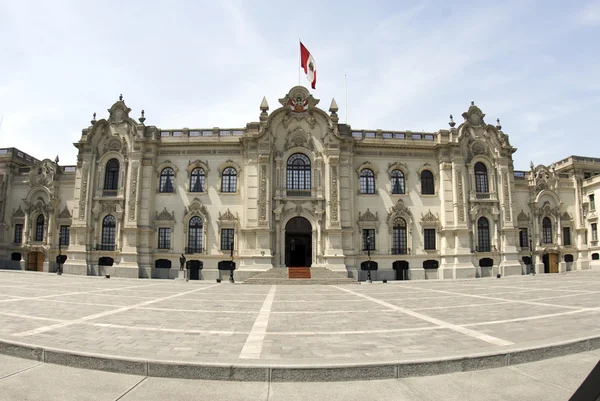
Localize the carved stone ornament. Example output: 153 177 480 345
387 199 413 234
92 200 124 219
155 207 175 222
531 165 558 194
13 206 25 218
107 99 131 124
358 209 379 222
462 102 486 127
103 138 123 154
279 86 319 129
285 128 315 151
185 198 209 222
29 159 57 187
561 212 572 221
57 206 72 219
420 210 440 228
538 201 559 220
218 209 238 221
517 210 530 222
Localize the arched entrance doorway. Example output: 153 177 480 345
285 217 312 267
543 253 559 273
27 252 44 271
393 261 409 280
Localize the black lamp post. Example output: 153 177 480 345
57 228 63 275
366 235 372 283
229 236 235 283
529 232 535 275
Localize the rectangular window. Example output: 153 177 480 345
14 224 23 244
519 228 528 248
59 226 70 246
424 229 436 250
590 194 596 211
563 227 571 246
158 228 171 249
362 229 376 251
592 223 598 242
221 229 234 250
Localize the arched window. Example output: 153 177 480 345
360 169 375 194
190 168 205 192
477 217 490 252
187 216 203 253
391 170 405 195
542 217 553 244
421 170 434 195
221 167 237 193
101 215 116 250
104 159 119 190
35 215 44 242
474 162 489 193
286 153 311 194
159 168 175 193
392 217 407 254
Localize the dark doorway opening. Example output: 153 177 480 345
155 259 172 269
187 260 203 280
285 217 312 267
11 252 22 261
479 258 494 267
393 261 409 280
98 257 114 266
423 260 439 269
543 253 559 273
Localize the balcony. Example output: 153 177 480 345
391 247 409 255
102 190 118 197
475 193 491 200
286 190 311 197
475 246 492 253
185 247 203 254
96 244 116 251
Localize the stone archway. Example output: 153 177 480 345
285 217 312 267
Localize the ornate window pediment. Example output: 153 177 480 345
217 208 239 230
153 207 176 231
12 206 25 222
420 210 440 229
387 199 413 234
56 205 72 225
561 212 572 221
285 127 315 151
186 160 210 174
517 210 530 222
358 209 380 233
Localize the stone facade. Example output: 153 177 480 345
1 86 599 280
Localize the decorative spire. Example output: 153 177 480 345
119 93 123 101
329 98 339 123
139 109 146 124
471 101 475 106
55 155 59 164
530 161 534 170
496 118 502 130
259 96 269 112
91 112 97 125
449 114 455 128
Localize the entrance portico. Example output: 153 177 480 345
284 216 313 267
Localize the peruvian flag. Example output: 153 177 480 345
300 42 317 89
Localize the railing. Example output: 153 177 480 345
185 247 203 254
96 244 116 251
103 190 118 197
475 246 491 252
351 130 437 141
160 129 244 138
475 193 491 199
286 190 311 197
391 247 408 255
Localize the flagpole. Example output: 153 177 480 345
345 74 348 124
298 38 301 86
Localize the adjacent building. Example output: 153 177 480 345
1 86 599 280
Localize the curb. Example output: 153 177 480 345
1 335 600 382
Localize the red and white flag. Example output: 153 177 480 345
300 42 316 89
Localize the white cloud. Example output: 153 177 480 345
576 0 600 25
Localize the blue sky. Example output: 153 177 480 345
1 0 599 170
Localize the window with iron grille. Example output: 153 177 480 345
392 218 407 254
190 168 205 192
14 224 23 244
362 229 376 251
59 226 70 246
35 215 44 241
563 227 571 246
104 159 119 190
477 217 490 252
391 170 405 194
221 229 234 250
221 167 237 193
542 217 552 244
424 229 436 250
102 215 116 247
188 216 203 252
359 169 375 194
158 228 171 249
286 153 311 191
519 228 528 248
159 168 175 193
421 170 434 195
474 162 489 193
592 223 598 242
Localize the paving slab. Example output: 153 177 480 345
0 354 41 379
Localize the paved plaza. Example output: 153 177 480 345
1 270 600 372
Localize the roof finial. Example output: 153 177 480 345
259 96 269 112
119 94 123 101
55 155 59 164
530 160 534 170
139 109 146 124
449 114 456 128
496 118 502 130
471 101 475 106
91 112 97 125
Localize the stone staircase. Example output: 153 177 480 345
243 267 357 285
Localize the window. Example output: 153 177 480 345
424 229 436 250
592 223 598 242
477 217 490 252
104 159 119 190
158 228 171 249
542 217 552 244
190 168 205 192
359 169 375 194
221 167 237 193
14 224 23 244
563 227 571 246
421 170 434 195
362 229 375 251
286 153 311 194
159 168 175 193
474 162 489 193
392 218 407 254
221 228 234 251
590 194 596 211
101 215 116 250
35 215 44 242
59 226 70 246
188 216 203 253
391 170 405 194
519 228 528 248
592 253 599 260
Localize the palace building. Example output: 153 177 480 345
1 86 600 280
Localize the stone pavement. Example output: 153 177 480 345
0 350 598 400
0 270 600 373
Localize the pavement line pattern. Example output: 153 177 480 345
12 284 219 337
239 285 276 359
464 306 600 327
332 285 514 346
87 322 245 335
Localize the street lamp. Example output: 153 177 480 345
529 232 536 275
229 235 235 283
56 228 63 275
366 235 372 283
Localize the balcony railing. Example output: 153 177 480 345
185 247 203 254
475 193 491 199
103 190 118 197
391 247 408 255
96 244 116 251
475 246 491 253
286 190 311 197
